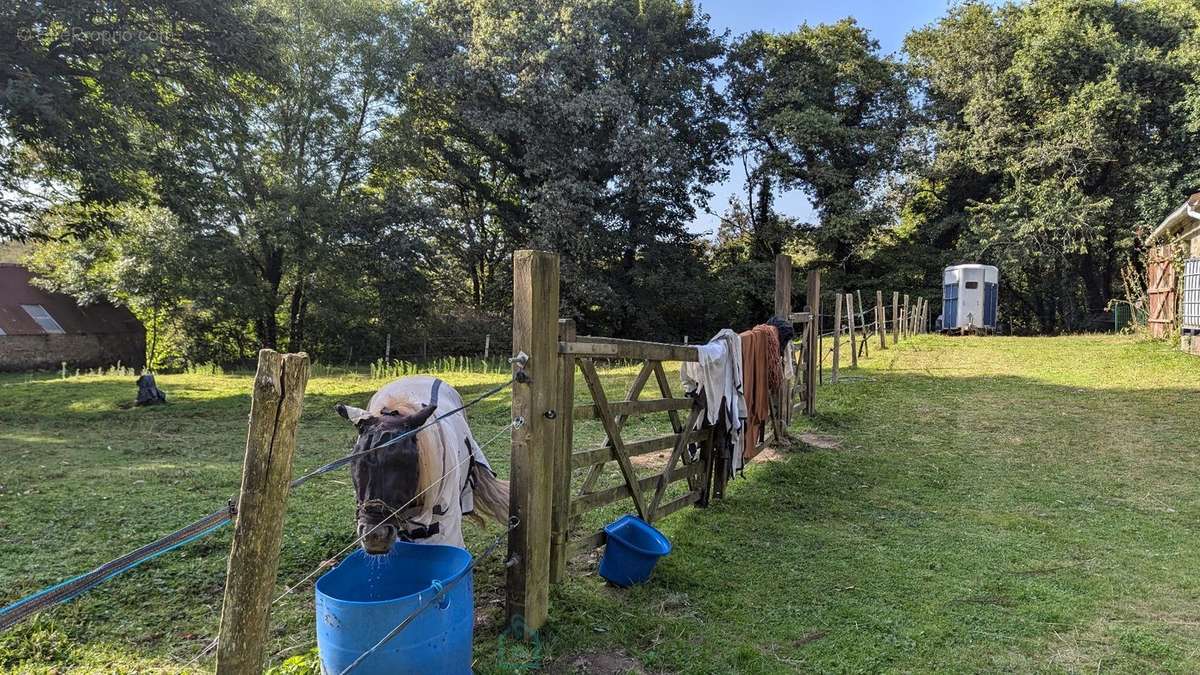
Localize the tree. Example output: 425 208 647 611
726 20 911 277
374 0 731 337
25 207 190 368
1 0 278 238
157 0 417 351
905 0 1200 332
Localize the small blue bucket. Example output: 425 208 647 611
598 515 671 587
315 541 473 675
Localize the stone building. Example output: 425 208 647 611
0 264 145 371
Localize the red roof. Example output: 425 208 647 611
0 264 143 336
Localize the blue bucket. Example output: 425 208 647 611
598 515 671 587
315 541 473 675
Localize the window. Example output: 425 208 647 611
964 281 979 289
1184 258 1200 331
21 304 65 334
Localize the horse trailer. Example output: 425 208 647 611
941 264 999 333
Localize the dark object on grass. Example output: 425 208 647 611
135 374 167 406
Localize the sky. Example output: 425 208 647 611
690 0 957 235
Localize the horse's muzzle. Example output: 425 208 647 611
358 521 397 555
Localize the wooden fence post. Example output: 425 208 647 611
804 270 820 414
549 319 575 585
892 292 900 344
856 290 869 359
216 349 310 675
876 290 886 350
901 294 910 340
845 293 858 368
774 255 793 427
507 250 560 638
832 294 842 383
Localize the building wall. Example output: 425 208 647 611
0 332 145 372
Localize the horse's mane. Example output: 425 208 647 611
370 394 445 523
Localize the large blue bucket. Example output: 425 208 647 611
315 541 473 675
598 515 671 587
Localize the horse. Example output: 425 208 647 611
335 375 509 554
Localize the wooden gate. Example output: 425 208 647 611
503 250 819 638
1148 244 1176 338
552 335 714 571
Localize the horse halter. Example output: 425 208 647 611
356 498 442 542
353 380 446 542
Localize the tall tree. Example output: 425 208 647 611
726 20 911 277
158 0 417 350
374 0 731 337
0 0 278 238
905 0 1200 332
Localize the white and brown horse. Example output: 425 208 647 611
335 376 509 553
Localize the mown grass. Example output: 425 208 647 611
2 335 1199 673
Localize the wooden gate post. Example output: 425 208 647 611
507 250 560 638
549 318 575 585
774 254 793 428
876 290 886 349
804 270 820 414
216 349 310 675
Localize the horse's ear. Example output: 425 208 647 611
335 403 372 429
406 404 437 428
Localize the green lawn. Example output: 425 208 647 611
2 335 1199 673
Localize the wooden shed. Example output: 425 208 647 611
1146 192 1200 354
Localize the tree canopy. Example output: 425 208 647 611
9 0 1200 366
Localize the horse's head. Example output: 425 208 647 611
335 402 438 555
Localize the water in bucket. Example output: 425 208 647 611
315 540 473 674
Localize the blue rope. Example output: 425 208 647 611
0 511 231 632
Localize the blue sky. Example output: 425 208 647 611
691 0 957 235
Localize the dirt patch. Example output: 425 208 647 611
796 433 842 450
546 649 647 674
751 447 787 462
630 452 670 471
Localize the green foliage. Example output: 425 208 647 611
375 0 732 337
905 0 1200 332
0 0 279 238
725 20 912 278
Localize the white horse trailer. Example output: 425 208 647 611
941 264 999 332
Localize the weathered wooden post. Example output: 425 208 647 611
855 290 869 359
775 255 793 427
804 270 820 414
549 318 575 585
876 290 886 349
892 292 900 344
506 250 560 638
216 349 310 675
901 294 910 340
845 293 858 368
831 293 842 383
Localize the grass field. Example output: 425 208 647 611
2 335 1199 673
